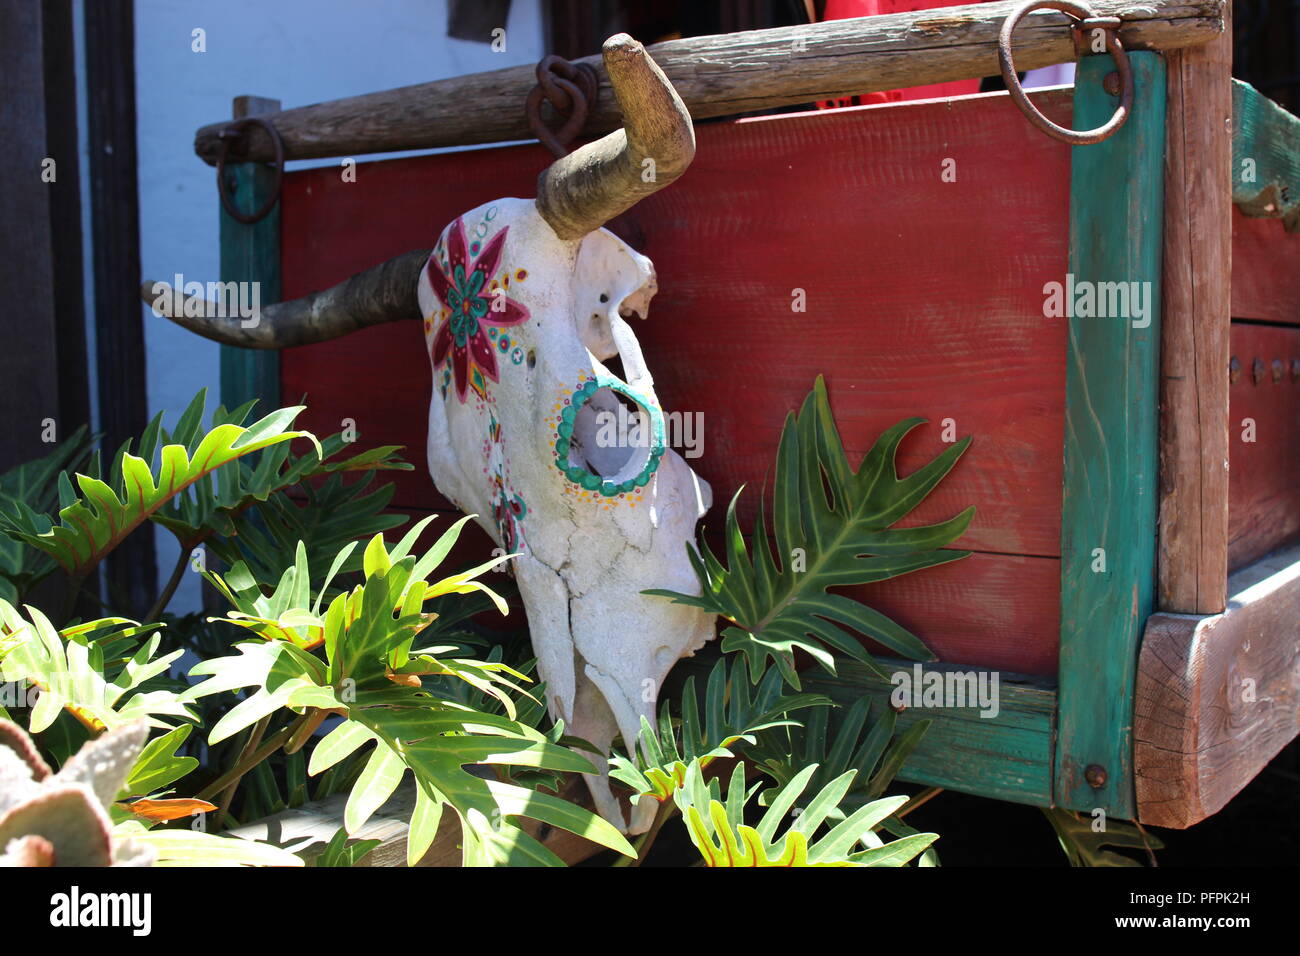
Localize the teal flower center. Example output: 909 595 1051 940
445 264 489 346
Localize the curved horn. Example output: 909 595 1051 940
140 249 429 348
536 34 695 240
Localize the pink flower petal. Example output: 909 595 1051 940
486 297 530 327
452 346 469 400
431 320 453 367
425 254 453 310
446 218 468 278
472 227 509 284
470 330 500 382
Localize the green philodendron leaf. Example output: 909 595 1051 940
125 724 199 796
1 391 317 581
292 685 634 866
1042 808 1163 867
0 600 194 734
749 693 932 821
195 527 634 867
113 820 303 867
672 760 936 867
312 826 382 867
204 472 407 596
345 739 406 835
151 395 413 550
0 425 95 601
647 376 974 688
406 778 445 866
610 655 830 801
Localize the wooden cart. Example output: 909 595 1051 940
205 0 1296 831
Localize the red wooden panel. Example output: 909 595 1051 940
1230 210 1300 326
281 89 1073 675
1228 322 1300 571
853 552 1061 675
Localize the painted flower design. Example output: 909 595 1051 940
426 217 529 401
494 488 527 552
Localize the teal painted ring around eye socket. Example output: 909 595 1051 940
553 376 667 496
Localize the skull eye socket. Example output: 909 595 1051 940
570 388 648 478
553 379 666 496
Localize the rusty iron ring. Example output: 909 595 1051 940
216 116 286 224
998 0 1133 146
537 54 597 107
526 55 599 158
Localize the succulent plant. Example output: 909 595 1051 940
0 718 155 867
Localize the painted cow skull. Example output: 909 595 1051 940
149 36 714 833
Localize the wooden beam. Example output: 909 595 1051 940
0 0 88 464
1135 542 1300 828
219 96 282 417
191 0 1224 165
1055 52 1167 819
1231 80 1300 231
1157 3 1231 614
85 0 155 617
1229 209 1300 328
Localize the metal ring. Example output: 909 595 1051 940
998 0 1133 146
535 55 597 110
525 56 599 158
216 116 285 224
526 76 590 157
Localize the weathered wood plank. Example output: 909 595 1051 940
1230 210 1300 326
847 552 1061 676
1135 543 1300 828
1226 322 1300 572
220 96 282 416
1231 79 1300 231
1157 4 1231 615
801 660 1057 807
1055 53 1166 819
193 0 1224 165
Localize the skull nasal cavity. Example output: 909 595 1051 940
568 387 651 480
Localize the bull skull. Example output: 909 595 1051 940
147 35 713 833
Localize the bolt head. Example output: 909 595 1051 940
1252 357 1266 385
1085 764 1107 789
1229 356 1241 384
1103 71 1122 96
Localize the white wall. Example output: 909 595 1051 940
130 0 546 612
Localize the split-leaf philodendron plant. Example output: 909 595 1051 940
0 379 984 867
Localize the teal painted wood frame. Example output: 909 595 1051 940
218 161 281 414
804 662 1056 807
1231 78 1300 229
1054 52 1166 818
